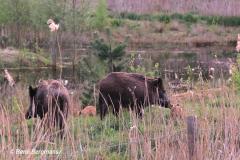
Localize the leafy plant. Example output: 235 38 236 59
232 54 240 91
90 29 128 72
128 53 160 77
91 0 108 30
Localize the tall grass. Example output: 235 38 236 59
1 82 240 159
108 0 240 16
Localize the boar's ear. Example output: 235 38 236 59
29 86 37 97
153 78 164 90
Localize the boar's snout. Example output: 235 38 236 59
161 99 171 108
25 107 37 119
160 92 171 108
25 110 32 119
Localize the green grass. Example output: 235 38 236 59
117 12 240 26
2 83 240 159
18 49 51 67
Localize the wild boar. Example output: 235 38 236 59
98 72 170 119
25 80 70 137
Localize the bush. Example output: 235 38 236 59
232 54 240 91
120 12 140 20
183 13 198 23
155 14 171 23
171 13 184 20
92 0 108 30
202 16 240 26
110 18 124 27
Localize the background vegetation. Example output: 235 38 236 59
1 0 240 159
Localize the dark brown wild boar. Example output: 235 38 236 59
25 80 70 137
98 72 171 119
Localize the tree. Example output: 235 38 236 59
90 29 127 72
92 0 108 30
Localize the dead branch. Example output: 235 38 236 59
4 69 15 87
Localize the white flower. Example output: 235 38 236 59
64 80 68 86
47 19 59 32
210 67 215 72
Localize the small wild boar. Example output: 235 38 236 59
98 72 171 119
79 106 96 116
25 80 70 137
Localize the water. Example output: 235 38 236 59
0 46 236 86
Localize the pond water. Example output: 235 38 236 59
0 45 236 86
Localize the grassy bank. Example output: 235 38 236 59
0 48 51 68
117 12 240 26
1 81 240 159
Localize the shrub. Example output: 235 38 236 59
232 54 240 91
171 13 184 20
110 18 124 27
183 13 198 23
92 0 108 30
156 14 171 23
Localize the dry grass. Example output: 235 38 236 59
1 82 240 159
108 0 240 16
109 19 240 52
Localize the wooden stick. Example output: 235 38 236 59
4 69 15 87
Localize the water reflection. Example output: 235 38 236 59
0 49 236 86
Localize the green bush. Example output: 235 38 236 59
118 12 240 26
171 13 184 20
110 18 124 27
156 14 171 23
183 13 198 23
232 54 240 91
202 16 240 26
128 53 160 77
232 69 240 91
120 12 141 20
92 0 109 30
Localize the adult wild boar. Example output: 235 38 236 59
98 72 171 119
25 80 70 136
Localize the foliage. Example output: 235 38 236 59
118 12 240 26
18 49 51 67
91 0 109 30
0 0 11 24
119 12 171 23
77 53 107 106
201 16 240 26
110 18 124 27
90 29 128 72
155 14 171 23
128 53 160 77
79 30 128 105
232 54 240 91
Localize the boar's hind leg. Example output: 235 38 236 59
112 101 120 117
99 96 108 120
136 105 144 118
